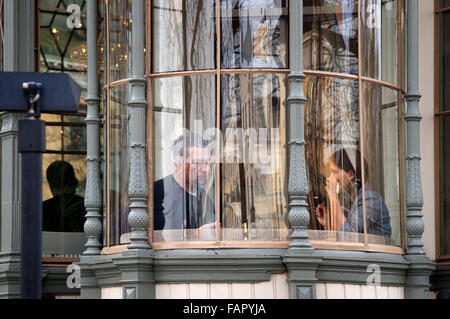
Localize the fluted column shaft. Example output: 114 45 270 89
127 0 150 250
83 0 103 255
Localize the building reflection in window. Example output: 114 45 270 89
221 73 287 241
221 0 289 69
304 0 359 75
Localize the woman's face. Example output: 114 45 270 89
327 161 355 194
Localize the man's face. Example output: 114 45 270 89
185 146 210 186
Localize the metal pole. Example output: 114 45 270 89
19 83 45 298
404 0 435 299
286 0 311 251
83 0 102 256
282 0 322 300
127 0 150 249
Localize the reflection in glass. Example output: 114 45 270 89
108 86 130 245
221 73 287 240
361 0 398 83
361 84 400 246
221 0 288 69
152 75 216 242
152 0 216 73
303 0 358 75
39 1 89 98
305 77 398 246
305 76 363 243
109 0 132 82
440 116 450 256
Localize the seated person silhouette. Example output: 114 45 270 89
154 133 215 231
315 148 392 238
43 161 86 232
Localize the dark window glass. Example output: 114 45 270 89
440 116 450 256
440 11 450 112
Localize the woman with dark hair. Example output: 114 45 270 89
316 148 392 238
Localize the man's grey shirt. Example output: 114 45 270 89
154 175 215 230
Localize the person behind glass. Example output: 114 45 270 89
43 160 86 232
153 132 216 231
316 149 392 238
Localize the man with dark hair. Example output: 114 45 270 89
316 148 392 238
153 132 215 231
43 161 86 232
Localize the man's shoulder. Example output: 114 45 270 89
154 175 175 185
155 175 172 187
154 175 178 199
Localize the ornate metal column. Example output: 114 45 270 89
282 0 322 299
79 0 102 299
0 0 34 299
127 0 150 250
83 0 103 256
404 0 434 299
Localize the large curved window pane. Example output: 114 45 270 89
152 75 217 242
305 76 364 243
152 0 216 73
109 0 132 82
221 73 287 240
221 0 289 69
361 0 398 84
361 83 401 246
108 86 130 246
303 0 359 75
